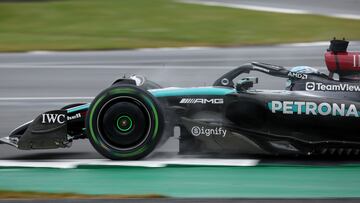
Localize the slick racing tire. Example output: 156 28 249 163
86 84 164 160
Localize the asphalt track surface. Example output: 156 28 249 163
184 0 360 19
0 42 360 161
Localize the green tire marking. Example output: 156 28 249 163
144 96 159 140
89 95 106 146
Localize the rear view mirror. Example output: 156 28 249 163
236 77 258 92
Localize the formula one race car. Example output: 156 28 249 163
1 39 359 160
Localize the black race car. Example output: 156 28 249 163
1 39 359 160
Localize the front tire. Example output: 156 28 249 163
86 85 164 160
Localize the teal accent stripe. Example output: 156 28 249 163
149 87 235 97
67 103 90 113
67 87 234 113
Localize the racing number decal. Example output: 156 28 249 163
353 54 360 68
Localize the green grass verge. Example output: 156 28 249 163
0 190 165 199
0 0 359 52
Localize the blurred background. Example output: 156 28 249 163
0 0 359 51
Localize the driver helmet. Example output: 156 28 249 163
289 66 319 74
286 66 319 88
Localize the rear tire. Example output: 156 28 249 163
86 85 164 160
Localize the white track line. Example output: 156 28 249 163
0 158 259 168
0 65 235 69
180 0 310 14
332 14 360 20
282 42 330 47
25 47 216 54
179 0 360 20
27 51 56 55
136 46 216 51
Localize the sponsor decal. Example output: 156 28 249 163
353 54 360 68
306 82 360 92
288 72 308 79
305 82 315 91
191 126 227 137
268 101 359 117
353 55 356 67
41 114 66 124
67 113 81 121
180 98 224 104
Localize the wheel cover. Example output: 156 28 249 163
97 96 152 151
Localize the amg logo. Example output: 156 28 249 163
41 114 66 124
180 98 224 104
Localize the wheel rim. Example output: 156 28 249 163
97 96 152 150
